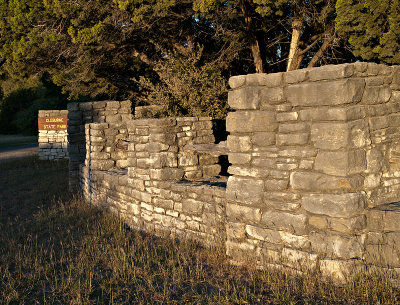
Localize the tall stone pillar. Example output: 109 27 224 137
225 63 400 279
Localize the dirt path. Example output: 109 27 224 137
0 144 39 162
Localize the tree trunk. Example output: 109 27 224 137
287 18 303 71
308 30 335 68
251 39 264 73
240 0 264 73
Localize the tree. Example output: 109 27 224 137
336 0 400 64
192 0 353 73
0 0 236 99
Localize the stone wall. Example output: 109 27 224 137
38 110 68 160
75 63 400 281
80 117 225 244
67 100 133 188
226 62 400 279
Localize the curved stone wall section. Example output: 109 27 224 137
80 117 225 245
67 100 133 188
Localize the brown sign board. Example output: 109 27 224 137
38 117 68 131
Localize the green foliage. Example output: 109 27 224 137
0 78 73 135
138 47 228 119
336 0 400 64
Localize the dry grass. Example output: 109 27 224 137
0 157 400 304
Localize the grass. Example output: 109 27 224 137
1 157 400 304
0 134 38 148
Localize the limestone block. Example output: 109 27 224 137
311 120 370 150
261 211 307 235
251 132 275 146
309 216 329 230
281 248 318 270
279 122 309 133
362 86 391 104
287 79 365 106
150 168 184 181
153 197 174 210
284 68 309 84
276 133 309 146
202 164 221 177
290 171 364 191
229 75 246 89
226 203 261 223
67 102 79 111
310 232 364 259
228 153 252 165
68 111 82 120
366 148 384 173
251 158 275 168
299 106 366 121
228 166 268 178
319 259 362 282
228 87 260 109
226 111 277 133
135 142 170 152
226 222 246 240
227 135 252 152
149 133 176 145
260 87 285 105
246 72 283 87
192 120 212 130
314 149 366 176
280 232 311 249
279 147 317 158
226 241 256 261
367 204 400 232
245 225 281 243
178 153 198 166
276 112 298 122
264 179 289 191
91 160 115 170
365 244 400 267
329 215 366 234
256 247 281 265
79 102 93 111
226 176 264 204
369 116 389 131
308 64 354 81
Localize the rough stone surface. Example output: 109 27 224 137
287 79 365 106
72 63 400 283
302 192 366 217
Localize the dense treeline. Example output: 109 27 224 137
0 0 399 133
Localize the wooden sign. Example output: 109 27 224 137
38 117 68 131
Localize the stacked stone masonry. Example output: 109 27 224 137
74 62 400 282
38 110 68 160
80 117 224 245
67 100 133 188
227 62 400 280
